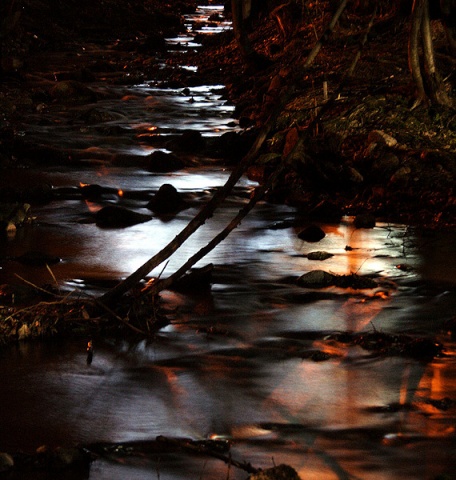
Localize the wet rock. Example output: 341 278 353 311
169 264 213 293
297 224 325 242
345 165 364 184
306 251 333 261
297 270 335 288
53 447 90 469
354 213 376 229
168 130 206 154
146 150 186 173
80 183 104 200
50 80 98 104
147 184 188 214
135 32 167 53
306 200 343 223
0 203 31 229
297 270 378 289
208 130 255 161
0 452 14 472
248 464 301 480
18 324 31 340
389 165 411 187
367 129 398 148
0 220 16 237
95 205 152 228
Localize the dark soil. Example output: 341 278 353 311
1 0 455 232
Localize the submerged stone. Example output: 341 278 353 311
306 251 333 261
297 270 335 287
95 205 152 228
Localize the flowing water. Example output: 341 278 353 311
1 4 456 480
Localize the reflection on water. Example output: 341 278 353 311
0 186 455 479
1 4 456 479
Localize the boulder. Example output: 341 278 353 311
95 205 152 228
354 213 376 229
297 270 335 288
307 251 333 261
146 150 186 173
147 184 188 214
297 224 325 242
168 130 206 154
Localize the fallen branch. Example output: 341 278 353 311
97 1 350 308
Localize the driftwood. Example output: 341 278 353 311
85 436 259 474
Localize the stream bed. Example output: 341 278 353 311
1 3 456 480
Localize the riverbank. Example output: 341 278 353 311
1 1 455 230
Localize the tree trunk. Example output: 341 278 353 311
408 0 427 106
231 0 255 59
408 0 453 107
231 0 271 69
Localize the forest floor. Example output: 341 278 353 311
1 0 455 230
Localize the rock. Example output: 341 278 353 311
18 323 31 340
25 184 55 204
354 213 376 229
0 452 14 472
168 130 206 154
80 183 104 200
297 224 325 242
147 184 188 214
367 130 398 148
0 203 31 227
372 152 400 180
50 80 98 104
169 264 213 293
53 447 90 469
136 32 167 53
0 221 16 237
307 251 333 260
345 166 364 184
297 270 335 288
248 464 301 480
389 166 411 187
95 205 152 228
146 150 186 173
208 130 255 161
297 270 378 289
283 127 300 158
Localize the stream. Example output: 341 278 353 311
1 4 456 480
